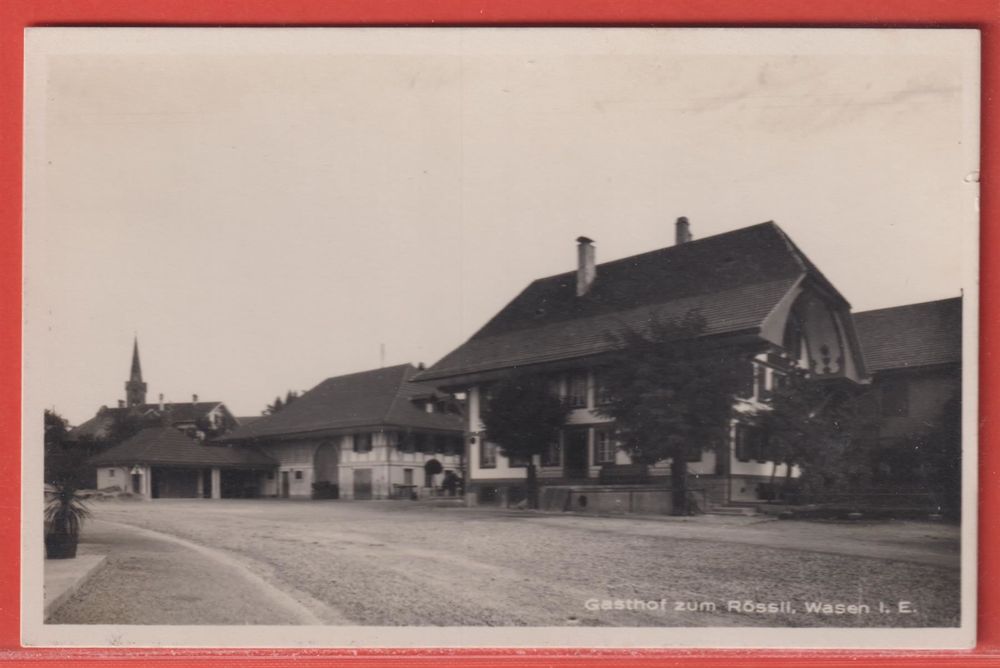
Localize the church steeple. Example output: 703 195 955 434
125 337 147 407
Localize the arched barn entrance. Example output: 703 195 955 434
313 440 341 499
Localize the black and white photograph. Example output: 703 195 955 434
22 27 979 648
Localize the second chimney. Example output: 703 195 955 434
576 236 596 297
158 393 164 411
676 216 692 245
192 394 199 404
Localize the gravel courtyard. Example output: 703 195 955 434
50 499 962 627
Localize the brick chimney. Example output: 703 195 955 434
576 236 596 297
676 216 692 245
192 394 199 404
158 393 164 411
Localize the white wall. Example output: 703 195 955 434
96 465 130 491
468 366 803 486
261 431 461 500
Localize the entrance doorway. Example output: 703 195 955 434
353 468 373 500
564 428 589 479
280 471 290 498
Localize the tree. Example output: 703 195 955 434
44 409 67 451
771 382 879 507
596 310 747 515
755 366 846 499
43 409 92 492
918 393 961 517
264 390 300 416
480 373 572 509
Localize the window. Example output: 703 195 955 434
399 434 417 454
567 371 588 408
509 454 530 468
881 380 910 417
266 471 275 480
736 359 755 399
480 440 498 468
594 371 615 406
480 385 494 412
353 433 373 453
108 469 115 477
783 314 806 364
443 437 461 457
541 439 561 467
770 370 788 395
294 470 303 480
413 433 429 454
735 425 769 463
755 365 769 400
593 429 617 465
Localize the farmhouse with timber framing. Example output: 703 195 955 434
219 364 465 500
413 218 870 512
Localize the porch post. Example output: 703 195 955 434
142 465 153 499
196 470 205 498
211 467 222 499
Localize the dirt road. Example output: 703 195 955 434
52 499 962 627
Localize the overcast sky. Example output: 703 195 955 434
24 28 979 425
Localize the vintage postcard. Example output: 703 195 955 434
21 27 979 649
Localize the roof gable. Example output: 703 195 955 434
853 297 962 372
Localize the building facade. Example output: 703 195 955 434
853 297 962 511
220 364 465 500
414 219 869 512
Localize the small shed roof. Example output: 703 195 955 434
89 427 277 469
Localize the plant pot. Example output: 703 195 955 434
45 531 78 559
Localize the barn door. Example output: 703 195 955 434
353 469 373 500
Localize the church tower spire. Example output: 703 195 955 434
125 337 147 407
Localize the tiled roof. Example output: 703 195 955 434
219 364 463 442
89 427 277 469
236 416 264 427
417 222 838 382
853 297 962 373
69 401 224 440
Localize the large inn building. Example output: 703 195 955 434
412 219 961 513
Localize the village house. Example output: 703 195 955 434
413 218 870 513
853 297 962 508
88 426 277 499
219 364 465 500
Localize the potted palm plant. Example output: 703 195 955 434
45 484 90 559
44 412 93 559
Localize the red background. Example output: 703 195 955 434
1 0 996 666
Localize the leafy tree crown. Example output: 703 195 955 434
480 373 571 461
595 310 746 465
